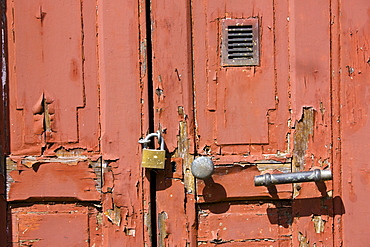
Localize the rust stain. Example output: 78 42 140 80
69 59 80 81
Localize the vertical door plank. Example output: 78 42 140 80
150 1 196 246
97 0 144 246
289 0 332 175
151 0 194 152
288 1 334 245
340 0 370 244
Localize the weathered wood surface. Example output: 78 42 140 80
1 0 369 246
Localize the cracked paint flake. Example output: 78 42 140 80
16 147 101 168
6 158 17 198
158 211 168 247
7 160 101 201
312 215 326 233
298 232 310 247
104 204 121 226
293 108 315 172
177 121 194 194
7 147 103 193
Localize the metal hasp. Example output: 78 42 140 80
254 169 332 187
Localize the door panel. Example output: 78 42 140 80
6 0 101 200
198 202 291 246
191 0 334 246
9 0 99 155
11 204 101 247
6 0 143 245
7 161 100 201
193 0 276 148
149 0 337 245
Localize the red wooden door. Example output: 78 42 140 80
148 0 369 246
4 0 144 246
5 0 103 246
2 0 369 246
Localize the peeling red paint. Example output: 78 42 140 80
198 202 292 245
11 204 102 246
8 161 100 201
1 0 369 245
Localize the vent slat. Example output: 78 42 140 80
228 56 254 59
227 38 254 42
228 48 253 52
227 26 253 32
227 33 253 37
228 32 253 35
228 43 253 47
228 53 254 56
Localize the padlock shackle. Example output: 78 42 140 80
139 131 164 150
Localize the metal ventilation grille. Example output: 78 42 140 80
221 19 259 66
227 25 254 59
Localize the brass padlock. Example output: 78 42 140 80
139 131 166 169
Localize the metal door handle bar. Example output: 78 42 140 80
254 169 332 187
